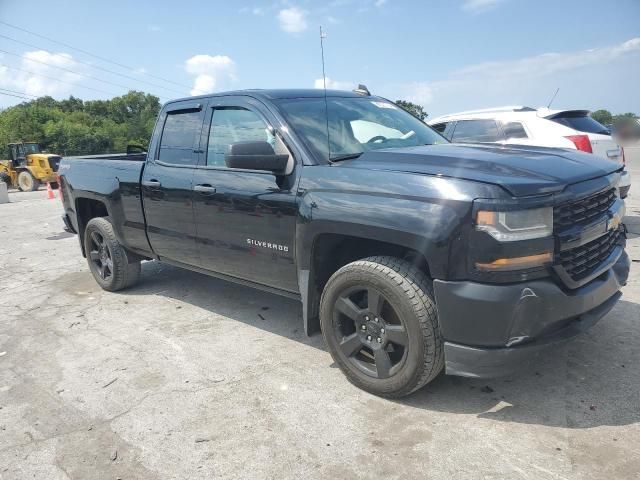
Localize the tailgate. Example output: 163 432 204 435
590 134 622 163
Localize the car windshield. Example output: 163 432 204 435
275 97 446 162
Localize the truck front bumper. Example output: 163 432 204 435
433 251 630 378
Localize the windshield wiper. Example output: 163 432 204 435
329 152 363 163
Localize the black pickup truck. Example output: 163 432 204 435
58 89 629 397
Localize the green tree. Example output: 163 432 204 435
395 100 428 121
613 112 638 123
0 91 160 158
591 109 612 126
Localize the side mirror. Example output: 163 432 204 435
225 141 288 174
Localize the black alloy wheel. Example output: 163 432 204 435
333 285 408 379
88 230 113 280
83 217 141 291
320 256 444 398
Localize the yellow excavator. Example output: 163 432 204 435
0 142 61 191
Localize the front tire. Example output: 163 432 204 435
17 171 39 192
84 217 141 291
320 256 443 398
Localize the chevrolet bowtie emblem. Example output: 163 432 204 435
607 200 625 231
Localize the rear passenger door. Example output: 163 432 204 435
142 101 205 266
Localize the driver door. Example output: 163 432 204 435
191 96 299 293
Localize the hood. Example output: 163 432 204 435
337 144 622 197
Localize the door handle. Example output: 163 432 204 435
142 179 161 188
193 184 217 194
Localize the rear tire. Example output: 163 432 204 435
320 256 444 398
84 217 141 291
17 171 39 192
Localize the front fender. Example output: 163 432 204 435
296 191 466 277
295 191 468 335
293 164 503 335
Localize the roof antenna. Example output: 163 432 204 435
547 87 559 109
320 25 331 161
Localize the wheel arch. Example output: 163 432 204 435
75 197 110 256
298 227 441 336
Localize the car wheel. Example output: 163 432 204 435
320 256 444 398
17 171 39 192
84 217 141 291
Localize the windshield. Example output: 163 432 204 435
22 143 41 154
275 97 447 162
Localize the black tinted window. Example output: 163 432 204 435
158 110 202 165
550 113 609 135
451 119 502 143
502 122 528 139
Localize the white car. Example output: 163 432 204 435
429 106 630 197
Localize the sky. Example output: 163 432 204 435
0 0 639 117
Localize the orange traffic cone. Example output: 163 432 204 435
46 182 55 200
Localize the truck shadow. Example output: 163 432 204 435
124 260 323 347
122 260 640 430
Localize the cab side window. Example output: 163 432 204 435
502 122 528 139
206 107 289 168
207 108 270 167
451 119 502 143
431 123 447 134
158 110 202 166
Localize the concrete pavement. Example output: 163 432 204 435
0 165 639 479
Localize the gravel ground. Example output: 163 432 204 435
0 163 639 479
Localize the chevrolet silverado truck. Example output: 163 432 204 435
58 89 630 397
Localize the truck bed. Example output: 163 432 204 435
59 155 151 257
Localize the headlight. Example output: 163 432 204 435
476 207 553 241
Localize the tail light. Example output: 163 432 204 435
565 135 593 153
